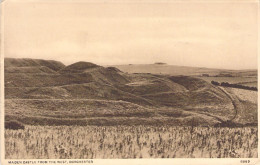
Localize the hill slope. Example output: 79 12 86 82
5 58 257 126
5 58 66 72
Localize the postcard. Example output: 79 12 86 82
1 0 259 164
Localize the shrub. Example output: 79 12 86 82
211 81 257 91
5 120 25 130
211 81 219 86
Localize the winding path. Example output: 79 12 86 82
217 86 242 122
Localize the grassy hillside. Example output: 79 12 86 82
4 58 257 126
5 58 65 71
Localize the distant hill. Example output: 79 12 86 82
5 58 65 72
154 62 167 65
110 64 257 77
59 61 100 73
4 58 257 126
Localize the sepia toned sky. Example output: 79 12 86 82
2 0 258 69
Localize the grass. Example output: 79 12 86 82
222 87 258 124
4 59 258 159
237 82 258 88
228 88 258 104
5 99 233 126
5 125 257 159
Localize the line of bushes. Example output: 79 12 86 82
211 81 257 91
5 120 25 130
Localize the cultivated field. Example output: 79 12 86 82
5 126 257 159
228 88 258 104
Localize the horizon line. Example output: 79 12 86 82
4 57 258 71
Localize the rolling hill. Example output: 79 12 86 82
5 58 65 72
4 58 257 126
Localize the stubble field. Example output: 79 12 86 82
5 125 258 159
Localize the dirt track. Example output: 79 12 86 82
217 86 256 125
217 87 238 121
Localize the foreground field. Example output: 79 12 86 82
5 126 257 159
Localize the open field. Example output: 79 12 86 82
111 64 224 76
111 63 257 87
228 88 258 104
5 126 258 159
198 76 257 88
111 64 257 77
220 87 258 125
4 99 234 127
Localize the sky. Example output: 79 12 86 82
2 0 258 69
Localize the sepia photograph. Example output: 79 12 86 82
1 0 259 163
